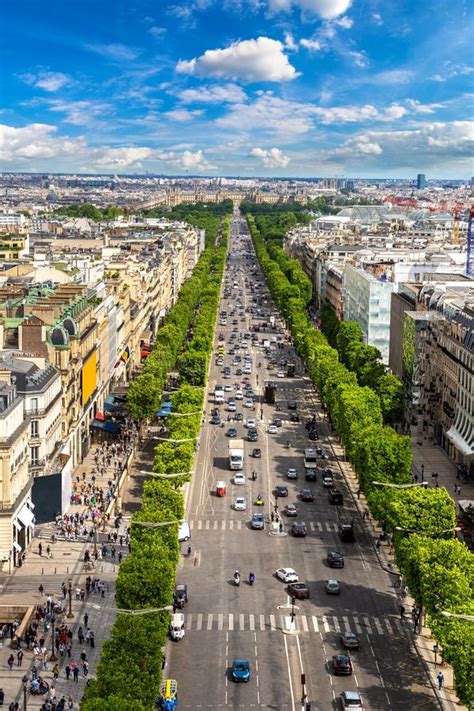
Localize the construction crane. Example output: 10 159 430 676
466 206 474 277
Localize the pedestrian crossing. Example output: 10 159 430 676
188 520 340 532
181 612 406 636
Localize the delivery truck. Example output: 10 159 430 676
229 439 244 470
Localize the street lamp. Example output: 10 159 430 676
395 526 461 537
372 481 428 490
441 611 474 622
50 612 57 662
67 579 73 619
22 674 28 710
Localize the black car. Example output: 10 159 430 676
210 415 221 425
291 522 307 538
174 584 188 608
288 582 310 600
234 413 243 421
226 428 238 438
301 489 314 502
290 412 300 423
273 417 282 428
339 523 355 542
305 470 317 482
288 401 297 410
329 490 344 505
252 448 262 458
275 485 289 498
327 551 345 568
332 654 353 676
308 430 318 441
248 429 258 442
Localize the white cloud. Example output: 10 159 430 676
93 147 152 168
405 98 444 114
365 69 414 85
372 12 383 25
171 149 216 170
164 108 204 122
148 26 167 38
176 37 299 83
250 146 290 168
179 84 247 104
267 0 351 19
300 38 322 52
430 62 474 82
46 99 110 126
284 32 298 51
349 50 369 68
335 16 353 28
0 123 85 161
20 70 71 92
84 43 139 62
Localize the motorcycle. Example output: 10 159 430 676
255 495 264 506
234 573 241 587
249 573 255 586
252 471 257 481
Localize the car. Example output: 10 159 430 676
251 513 264 530
216 358 224 367
288 401 297 410
236 368 243 375
247 429 258 442
224 384 232 392
246 418 256 429
235 390 243 400
339 690 363 710
223 371 231 379
284 503 298 517
276 567 299 583
244 400 254 409
327 551 345 568
234 473 246 486
290 412 300 423
251 448 261 458
340 632 360 650
322 471 334 488
291 522 307 538
231 659 250 683
287 468 298 480
210 415 221 425
234 497 247 511
234 413 243 421
332 654 353 676
288 582 310 600
305 470 317 482
227 403 237 412
339 523 355 542
325 579 341 595
329 490 344 505
174 583 188 607
275 485 289 498
178 521 191 542
268 424 278 434
226 428 238 438
243 367 252 375
316 447 329 459
277 371 285 378
301 489 314 502
273 417 282 428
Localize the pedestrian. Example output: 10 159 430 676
89 630 95 648
38 542 43 557
375 539 381 550
400 605 405 619
83 660 89 677
437 671 445 690
47 545 52 559
7 654 14 671
16 649 23 666
77 626 84 644
363 509 369 520
39 583 44 597
0 688 4 706
72 665 79 683
84 612 88 627
279 521 283 533
356 489 361 499
271 512 274 523
118 551 122 564
80 649 87 663
53 664 59 680
65 664 71 680
67 695 74 710
66 640 72 657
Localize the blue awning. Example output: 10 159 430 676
90 419 121 434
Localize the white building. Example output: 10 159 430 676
343 265 395 363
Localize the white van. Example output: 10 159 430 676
170 613 185 641
178 521 191 542
215 388 225 404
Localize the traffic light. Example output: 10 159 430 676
291 595 296 606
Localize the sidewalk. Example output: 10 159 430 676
0 432 138 710
412 439 474 505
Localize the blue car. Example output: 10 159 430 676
231 659 250 682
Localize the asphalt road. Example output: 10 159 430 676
167 215 440 711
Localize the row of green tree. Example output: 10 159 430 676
141 199 234 220
320 304 404 424
247 214 474 706
53 204 126 221
82 215 229 710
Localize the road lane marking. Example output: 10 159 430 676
229 520 234 530
374 618 384 634
283 632 297 711
259 614 265 631
239 613 245 630
187 613 192 629
269 614 276 631
342 616 351 633
218 614 224 630
301 615 309 632
363 616 373 634
332 616 340 633
213 520 218 530
205 520 210 530
312 616 319 632
385 619 394 635
249 614 255 631
207 614 213 630
196 613 203 631
322 616 330 633
198 520 202 530
237 520 242 530
228 613 234 631
353 616 362 634
221 520 226 530
189 520 194 529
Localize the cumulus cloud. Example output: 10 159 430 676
179 83 247 104
250 146 290 168
93 147 152 168
300 38 322 52
372 12 383 25
164 108 204 122
20 70 71 92
176 37 299 83
405 99 444 114
168 149 216 170
267 0 351 19
0 123 85 161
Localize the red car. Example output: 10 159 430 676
332 654 353 676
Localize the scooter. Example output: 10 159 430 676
234 573 241 587
252 471 257 481
249 573 255 586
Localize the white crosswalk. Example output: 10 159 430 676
181 612 406 636
189 519 339 532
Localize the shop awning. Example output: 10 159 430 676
13 520 21 532
12 541 22 552
90 419 121 434
446 428 474 457
17 505 35 528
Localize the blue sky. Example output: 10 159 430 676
1 0 473 177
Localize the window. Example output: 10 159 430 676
30 397 38 413
31 421 39 438
30 446 39 465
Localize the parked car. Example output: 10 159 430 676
174 584 188 608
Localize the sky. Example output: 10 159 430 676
1 0 473 178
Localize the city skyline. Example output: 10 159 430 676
1 0 473 178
